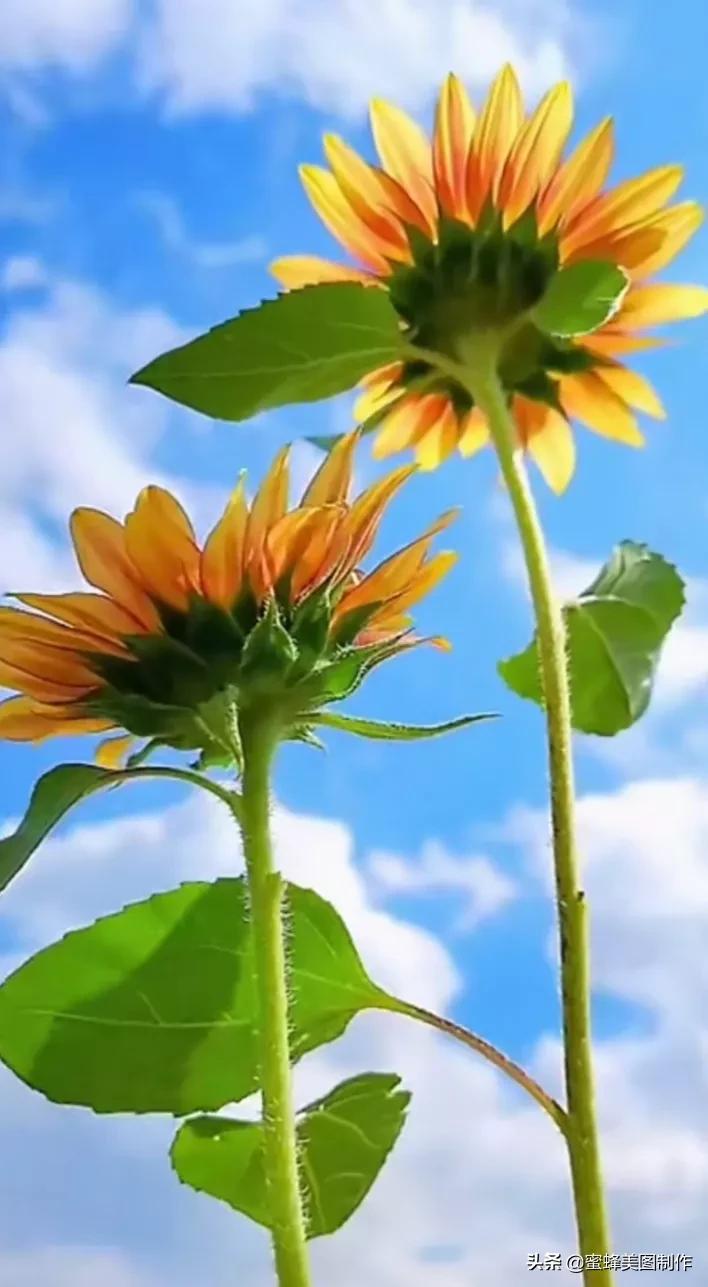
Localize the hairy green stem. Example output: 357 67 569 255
237 712 312 1287
451 338 613 1283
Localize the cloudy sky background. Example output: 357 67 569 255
1 1 708 1282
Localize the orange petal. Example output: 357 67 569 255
373 550 458 617
468 64 523 219
95 733 136 769
372 393 452 460
124 486 201 612
288 507 350 600
0 657 96 704
537 117 614 236
300 165 393 273
270 255 378 289
337 510 458 616
70 508 160 631
593 365 665 418
617 283 708 329
0 637 99 689
0 605 126 657
0 695 113 742
301 432 358 507
562 164 684 257
245 447 291 582
559 372 644 445
201 477 248 610
499 81 573 229
457 408 490 458
581 330 667 358
414 404 460 470
323 135 416 255
433 73 476 219
369 98 437 230
338 464 416 576
13 591 145 642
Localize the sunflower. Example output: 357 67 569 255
271 66 708 491
0 434 456 767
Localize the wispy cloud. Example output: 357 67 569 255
135 190 267 268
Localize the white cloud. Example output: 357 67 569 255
138 0 581 120
135 191 267 268
0 254 48 292
0 0 132 72
367 838 517 932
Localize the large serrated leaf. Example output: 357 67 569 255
0 880 385 1114
130 284 402 420
171 1072 410 1237
499 542 685 735
532 260 629 337
0 762 233 896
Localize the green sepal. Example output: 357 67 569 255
313 711 496 741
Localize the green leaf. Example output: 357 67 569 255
313 711 496 740
0 763 233 896
499 542 685 735
0 880 385 1114
532 260 629 338
171 1072 410 1237
130 284 402 421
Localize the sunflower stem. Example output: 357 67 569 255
235 711 312 1287
455 340 613 1285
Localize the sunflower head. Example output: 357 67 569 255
0 434 456 769
272 66 708 489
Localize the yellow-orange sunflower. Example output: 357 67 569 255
0 434 456 766
272 66 708 491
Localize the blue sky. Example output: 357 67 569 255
1 2 708 1284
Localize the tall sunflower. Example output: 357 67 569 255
0 434 455 766
272 66 708 491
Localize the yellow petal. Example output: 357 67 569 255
618 283 708 329
499 81 574 229
300 165 392 273
559 372 645 445
468 64 523 218
70 508 160 631
594 365 665 418
201 477 248 609
337 509 458 616
414 404 460 470
369 98 437 228
270 256 377 289
433 73 476 219
124 486 201 612
0 695 113 742
457 408 490 458
537 117 614 236
563 164 684 256
354 363 403 423
289 507 349 600
95 733 136 769
515 399 576 493
377 550 459 616
13 591 144 642
301 432 358 506
629 202 704 279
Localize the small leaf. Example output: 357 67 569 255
313 711 496 740
532 260 629 338
171 1072 410 1237
499 542 685 735
130 284 403 421
0 880 385 1114
0 762 233 895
